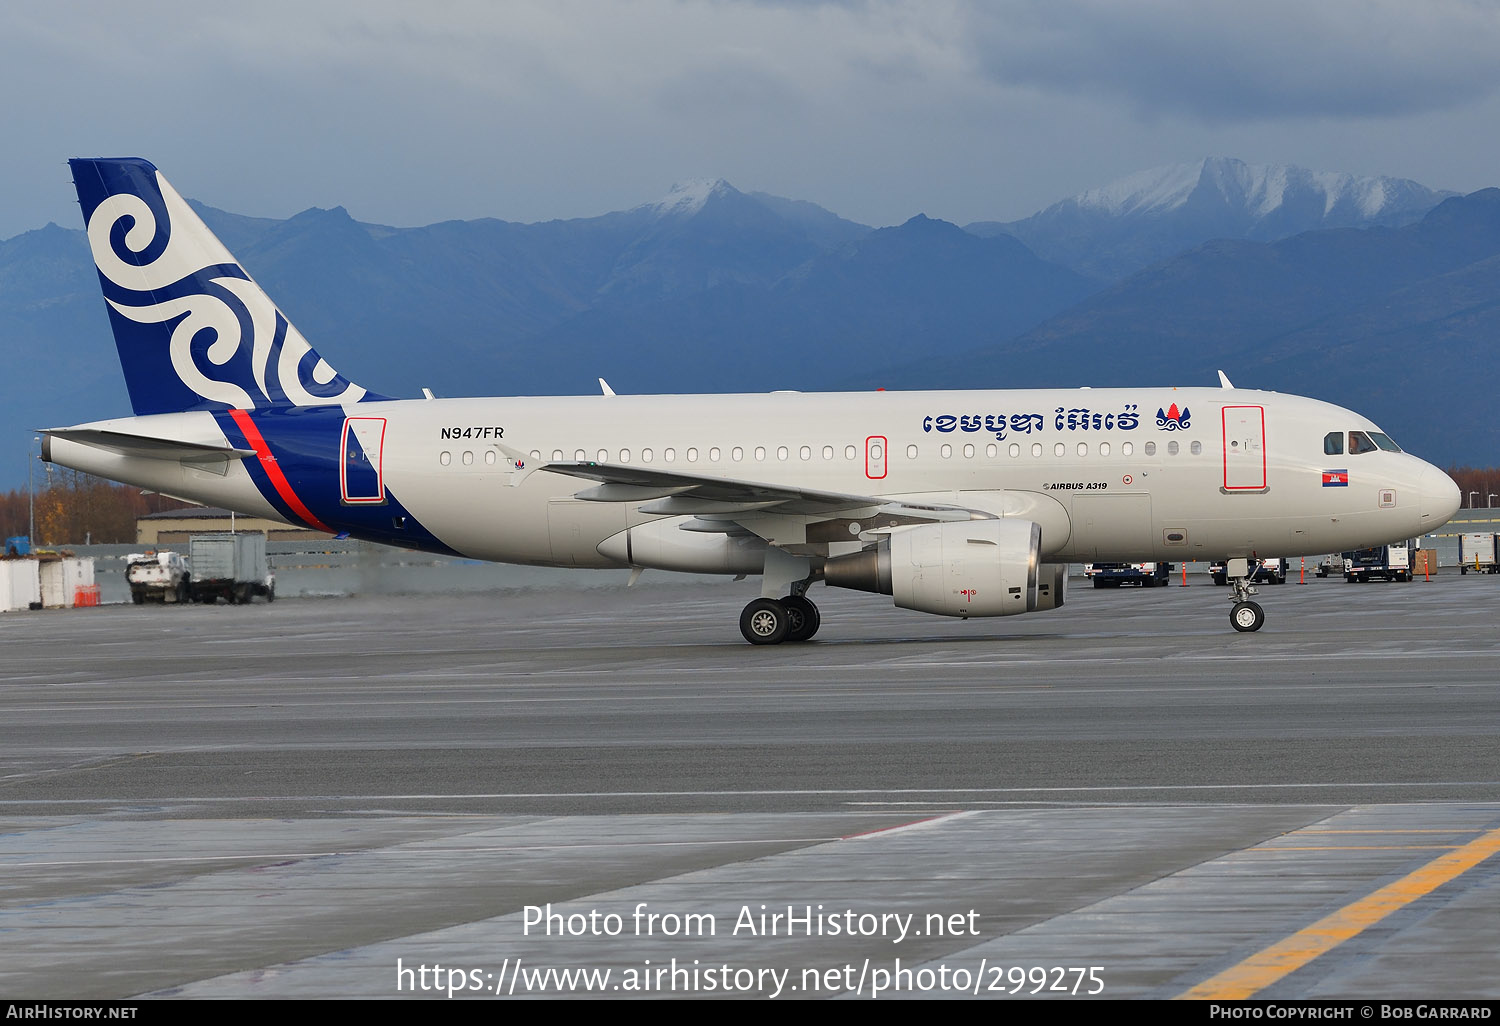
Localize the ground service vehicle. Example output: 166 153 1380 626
1342 541 1413 582
188 533 275 604
125 550 190 603
1459 533 1498 574
1085 562 1171 588
1211 558 1287 586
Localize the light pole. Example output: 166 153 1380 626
28 435 38 542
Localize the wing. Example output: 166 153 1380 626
530 459 991 549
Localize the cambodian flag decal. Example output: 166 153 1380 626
1323 469 1349 487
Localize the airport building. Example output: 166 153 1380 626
136 507 326 545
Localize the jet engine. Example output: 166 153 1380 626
823 519 1065 617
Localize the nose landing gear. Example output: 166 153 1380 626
1225 560 1265 632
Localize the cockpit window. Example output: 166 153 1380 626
1349 431 1379 455
1324 432 1343 455
1369 431 1402 453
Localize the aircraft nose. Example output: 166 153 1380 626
1418 464 1462 529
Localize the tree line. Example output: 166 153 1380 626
0 469 193 546
1446 466 1500 510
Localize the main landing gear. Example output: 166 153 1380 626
739 594 821 645
1227 574 1265 633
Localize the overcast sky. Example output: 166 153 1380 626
3 0 1499 239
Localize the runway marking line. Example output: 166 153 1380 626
841 810 977 840
2 836 847 869
1177 824 1500 1000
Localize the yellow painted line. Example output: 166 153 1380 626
1240 845 1461 852
1178 825 1500 1000
1295 829 1483 835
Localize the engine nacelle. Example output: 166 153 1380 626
824 519 1064 618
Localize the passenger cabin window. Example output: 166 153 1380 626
485 451 496 465
1325 432 1344 455
1190 441 1201 455
906 444 918 459
1144 441 1156 456
963 443 974 459
1122 442 1133 456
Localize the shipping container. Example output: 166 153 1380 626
188 533 275 603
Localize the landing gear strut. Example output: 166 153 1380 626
1227 574 1264 632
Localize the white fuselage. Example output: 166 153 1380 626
47 386 1458 575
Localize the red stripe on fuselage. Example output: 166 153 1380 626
229 408 335 534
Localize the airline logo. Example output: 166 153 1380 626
1323 469 1349 487
1155 404 1191 431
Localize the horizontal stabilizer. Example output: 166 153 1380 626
43 428 257 463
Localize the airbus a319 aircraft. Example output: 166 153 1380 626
44 158 1463 643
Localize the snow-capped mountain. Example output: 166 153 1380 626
967 157 1454 282
644 178 736 217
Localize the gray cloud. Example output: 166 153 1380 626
965 0 1500 121
1 1 1499 240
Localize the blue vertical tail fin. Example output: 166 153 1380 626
69 157 383 416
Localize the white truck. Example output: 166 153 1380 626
188 533 275 604
125 550 191 604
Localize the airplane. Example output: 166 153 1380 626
43 158 1463 643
